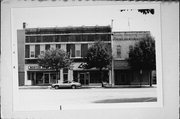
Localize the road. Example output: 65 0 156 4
16 87 157 110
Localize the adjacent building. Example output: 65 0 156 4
17 25 154 86
112 31 153 85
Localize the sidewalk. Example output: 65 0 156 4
19 85 51 89
19 84 156 89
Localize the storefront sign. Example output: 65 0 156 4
28 65 45 70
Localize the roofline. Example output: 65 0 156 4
113 31 150 33
18 25 111 30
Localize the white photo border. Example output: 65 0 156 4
4 1 180 119
11 2 163 111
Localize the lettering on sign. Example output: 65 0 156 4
28 65 44 70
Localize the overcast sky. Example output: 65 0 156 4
12 4 160 39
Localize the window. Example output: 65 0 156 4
25 36 30 43
29 36 36 43
63 68 68 82
35 45 40 58
30 51 35 58
45 44 50 50
76 50 81 57
25 45 30 58
36 36 42 42
55 36 61 42
75 44 81 57
56 44 61 49
67 44 75 57
40 44 45 55
81 44 88 57
117 45 121 58
30 45 35 58
42 36 53 42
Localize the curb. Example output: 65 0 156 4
19 85 156 89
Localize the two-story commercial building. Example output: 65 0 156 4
17 26 111 86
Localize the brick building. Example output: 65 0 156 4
17 26 111 86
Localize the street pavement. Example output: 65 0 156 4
16 87 157 110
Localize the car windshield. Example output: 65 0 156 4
63 81 68 83
63 81 72 83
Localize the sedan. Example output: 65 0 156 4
51 81 81 89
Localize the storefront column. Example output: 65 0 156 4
71 70 73 81
58 69 61 83
34 72 36 85
24 70 28 85
25 66 32 85
77 73 80 83
68 69 73 82
111 70 115 86
109 70 112 84
60 69 63 83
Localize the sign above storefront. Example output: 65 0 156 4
28 65 45 70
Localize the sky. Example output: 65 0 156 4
12 4 161 39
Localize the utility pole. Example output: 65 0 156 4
111 19 114 86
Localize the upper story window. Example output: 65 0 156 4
116 45 121 58
30 45 35 58
30 51 35 58
76 50 81 57
75 44 81 58
25 45 30 58
45 44 50 50
42 36 54 42
56 44 61 49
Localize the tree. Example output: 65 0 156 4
128 35 156 86
84 40 112 86
37 48 71 83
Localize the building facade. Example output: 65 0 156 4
17 26 154 86
18 26 111 86
112 31 153 85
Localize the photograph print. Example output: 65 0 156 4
13 4 162 110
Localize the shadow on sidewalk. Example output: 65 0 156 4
94 97 157 103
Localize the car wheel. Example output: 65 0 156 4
71 85 76 89
54 85 59 89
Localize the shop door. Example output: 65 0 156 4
44 73 50 84
79 73 90 85
50 73 57 83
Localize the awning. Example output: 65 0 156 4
71 62 108 71
71 62 84 71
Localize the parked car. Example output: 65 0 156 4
51 81 81 89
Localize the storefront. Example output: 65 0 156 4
72 62 111 86
27 71 57 85
24 64 59 85
114 60 152 85
23 62 111 86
